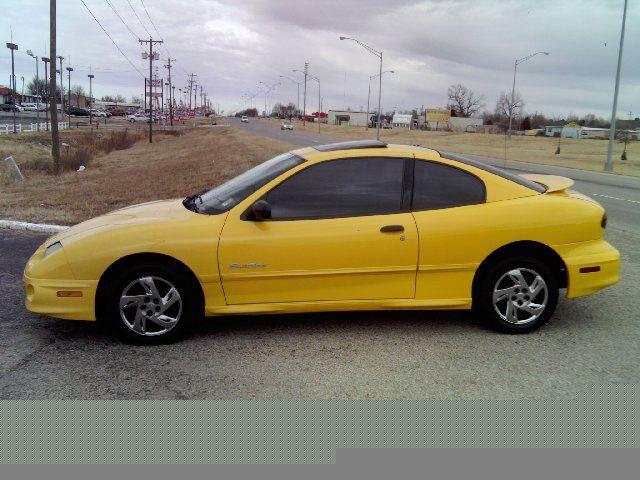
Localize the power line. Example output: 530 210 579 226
138 0 188 75
140 0 163 40
79 0 145 77
125 0 152 38
104 0 138 42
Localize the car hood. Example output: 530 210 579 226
46 199 191 245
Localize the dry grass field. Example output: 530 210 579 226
0 127 289 225
269 118 640 177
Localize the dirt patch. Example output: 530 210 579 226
0 127 290 225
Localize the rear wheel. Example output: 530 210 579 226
102 263 201 344
475 256 558 333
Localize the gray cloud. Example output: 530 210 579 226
1 0 638 117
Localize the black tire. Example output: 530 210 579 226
101 262 202 344
474 255 558 333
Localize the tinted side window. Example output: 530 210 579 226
412 160 486 210
264 157 405 219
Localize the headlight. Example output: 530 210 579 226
44 242 63 258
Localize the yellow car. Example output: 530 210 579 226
24 140 620 343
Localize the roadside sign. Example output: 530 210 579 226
426 109 451 122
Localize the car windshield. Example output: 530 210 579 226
186 152 305 215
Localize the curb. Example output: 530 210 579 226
0 220 69 234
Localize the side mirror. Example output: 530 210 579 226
250 200 271 221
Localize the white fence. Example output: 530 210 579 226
0 121 69 135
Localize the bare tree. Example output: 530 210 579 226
446 84 485 117
70 84 86 106
495 90 524 121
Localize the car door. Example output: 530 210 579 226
409 157 488 302
218 155 418 305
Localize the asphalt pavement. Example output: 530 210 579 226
0 119 638 399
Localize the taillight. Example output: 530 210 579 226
601 212 608 229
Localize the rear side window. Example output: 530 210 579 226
264 157 405 219
412 160 486 210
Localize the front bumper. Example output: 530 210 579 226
555 239 620 298
24 274 98 321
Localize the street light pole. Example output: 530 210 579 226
279 75 301 118
57 55 64 123
27 50 40 131
6 42 18 134
88 73 94 125
367 70 394 130
42 56 50 130
340 36 384 140
258 81 280 117
508 51 549 138
66 66 72 123
308 74 321 134
605 0 628 173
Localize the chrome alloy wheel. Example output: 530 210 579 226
119 276 182 336
492 268 548 325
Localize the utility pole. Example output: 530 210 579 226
187 73 197 111
606 0 628 172
49 0 61 174
88 73 94 125
42 56 50 131
193 82 198 111
140 37 162 143
6 42 18 134
164 57 174 125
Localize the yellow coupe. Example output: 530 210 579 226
24 141 620 343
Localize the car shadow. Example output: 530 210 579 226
196 309 484 339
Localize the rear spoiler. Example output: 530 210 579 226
518 174 574 193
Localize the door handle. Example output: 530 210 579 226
380 225 404 233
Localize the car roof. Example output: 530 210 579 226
291 143 545 194
293 142 439 161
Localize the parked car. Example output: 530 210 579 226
107 108 125 116
23 140 620 344
91 109 108 118
281 120 293 130
66 106 90 117
126 113 147 122
240 115 249 123
21 103 39 111
1 103 23 112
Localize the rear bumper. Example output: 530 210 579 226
555 239 620 298
24 274 97 321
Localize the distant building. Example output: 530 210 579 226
426 116 483 132
327 110 369 127
0 86 12 103
449 117 483 132
392 113 412 128
579 127 610 139
580 127 639 140
544 125 563 137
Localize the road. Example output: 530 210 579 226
0 119 638 399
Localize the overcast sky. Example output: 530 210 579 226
2 0 638 118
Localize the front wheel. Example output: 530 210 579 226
102 263 201 344
474 256 558 333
